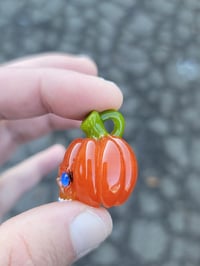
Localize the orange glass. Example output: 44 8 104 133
57 110 138 208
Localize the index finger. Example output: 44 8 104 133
0 68 123 120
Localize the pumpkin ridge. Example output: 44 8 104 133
114 138 138 204
100 136 125 207
85 139 99 206
96 137 107 206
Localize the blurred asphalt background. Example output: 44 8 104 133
1 0 200 265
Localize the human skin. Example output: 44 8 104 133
0 53 123 266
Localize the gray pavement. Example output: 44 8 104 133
1 0 200 265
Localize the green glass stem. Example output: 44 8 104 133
81 110 125 139
100 110 125 137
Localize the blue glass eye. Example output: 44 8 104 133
61 172 71 187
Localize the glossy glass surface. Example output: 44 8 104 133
57 136 138 208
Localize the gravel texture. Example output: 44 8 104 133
1 0 200 265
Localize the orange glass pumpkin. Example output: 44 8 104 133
57 110 138 208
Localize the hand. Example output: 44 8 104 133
0 53 123 266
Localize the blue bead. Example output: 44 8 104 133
61 172 70 187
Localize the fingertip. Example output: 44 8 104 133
0 202 113 265
108 81 123 110
92 79 123 113
73 77 123 119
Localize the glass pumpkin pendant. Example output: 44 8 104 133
56 110 138 208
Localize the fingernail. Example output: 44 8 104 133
70 209 112 259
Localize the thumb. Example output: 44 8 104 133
0 202 113 266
